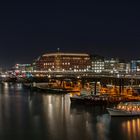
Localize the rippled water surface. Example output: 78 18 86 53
0 83 140 140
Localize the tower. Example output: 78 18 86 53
55 48 61 71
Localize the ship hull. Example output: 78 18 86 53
107 108 140 117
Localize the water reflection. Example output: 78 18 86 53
70 104 110 140
96 114 111 140
0 83 140 140
121 118 140 140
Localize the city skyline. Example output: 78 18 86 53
0 1 140 67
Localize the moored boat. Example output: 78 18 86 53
32 84 80 94
107 102 140 116
70 94 114 105
36 86 69 94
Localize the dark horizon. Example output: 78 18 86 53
0 1 140 68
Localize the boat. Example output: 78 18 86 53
107 102 140 116
70 94 114 105
30 84 79 94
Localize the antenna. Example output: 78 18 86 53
57 48 60 53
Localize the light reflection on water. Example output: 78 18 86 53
96 114 111 140
121 118 140 140
109 117 140 140
0 83 140 140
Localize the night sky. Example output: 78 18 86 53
0 1 140 68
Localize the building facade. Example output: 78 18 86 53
34 52 91 72
131 60 140 73
103 58 119 74
11 64 33 78
91 55 105 73
117 62 130 74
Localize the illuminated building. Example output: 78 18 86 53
14 64 33 72
91 55 105 73
117 62 130 74
103 58 119 74
131 60 140 73
34 52 91 72
12 64 33 77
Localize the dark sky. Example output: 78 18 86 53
0 1 140 67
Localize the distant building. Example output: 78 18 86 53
13 64 33 77
14 64 33 72
117 62 130 74
91 55 105 73
103 58 119 74
131 60 140 73
91 56 131 74
34 52 91 72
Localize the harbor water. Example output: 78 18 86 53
0 83 140 140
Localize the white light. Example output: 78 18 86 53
117 74 120 78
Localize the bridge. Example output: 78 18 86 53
2 71 140 87
2 70 140 95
